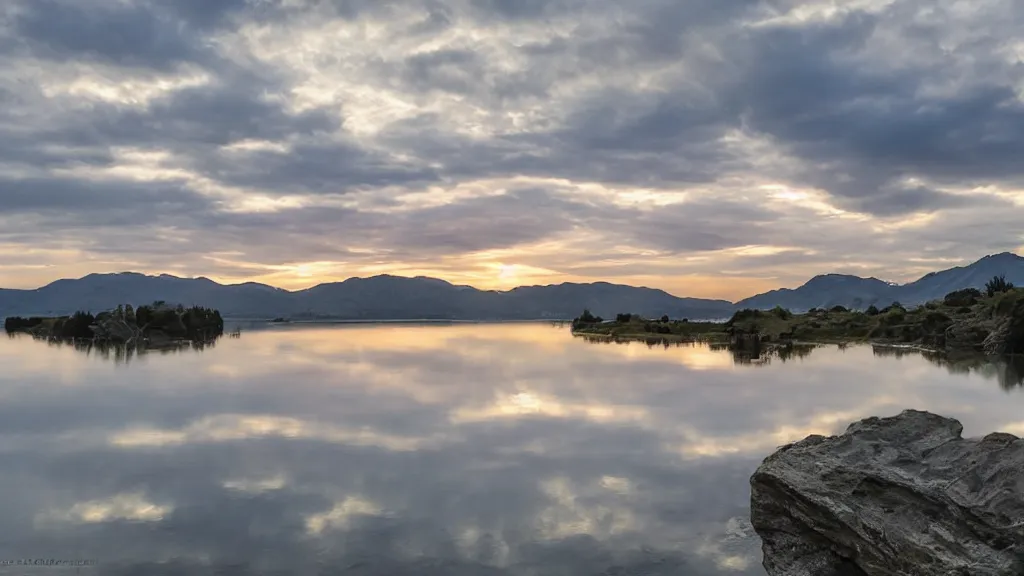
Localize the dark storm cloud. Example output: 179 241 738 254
378 105 741 190
43 77 338 152
730 6 1024 213
155 0 257 29
11 0 205 70
195 139 438 194
848 186 975 217
468 0 554 19
0 177 212 217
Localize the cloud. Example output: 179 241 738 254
195 138 438 195
731 3 1024 212
0 177 212 217
0 0 1022 292
10 0 204 70
3 323 1024 573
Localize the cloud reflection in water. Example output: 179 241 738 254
1 324 1023 575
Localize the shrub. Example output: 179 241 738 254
882 308 906 324
615 313 634 323
880 301 905 315
992 289 1024 317
986 275 1015 297
4 316 45 333
727 309 761 325
923 311 951 329
865 305 880 316
944 288 982 307
771 306 793 320
660 314 670 323
830 305 849 313
55 311 96 339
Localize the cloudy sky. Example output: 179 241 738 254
0 0 1021 299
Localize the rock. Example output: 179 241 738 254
750 410 1024 576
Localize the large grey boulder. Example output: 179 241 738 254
750 410 1024 576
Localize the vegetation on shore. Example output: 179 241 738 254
571 310 730 342
4 302 224 346
571 277 1023 357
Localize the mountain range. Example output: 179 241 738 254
1 252 1021 321
734 252 1024 311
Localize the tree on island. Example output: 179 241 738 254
5 302 224 344
572 309 604 330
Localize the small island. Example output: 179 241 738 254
572 276 1024 357
4 302 224 348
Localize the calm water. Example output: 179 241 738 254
1 323 1023 575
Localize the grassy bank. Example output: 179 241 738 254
571 285 1024 356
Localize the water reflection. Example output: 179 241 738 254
579 333 1024 387
2 324 1024 575
871 346 1024 390
707 341 819 366
17 335 222 366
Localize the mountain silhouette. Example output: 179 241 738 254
1 253 1021 319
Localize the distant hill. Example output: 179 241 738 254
897 252 1024 305
0 273 734 321
0 273 292 319
736 252 1024 311
1 252 1021 320
735 274 896 311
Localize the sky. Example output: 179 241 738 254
0 0 1021 301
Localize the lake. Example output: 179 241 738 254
1 323 1023 575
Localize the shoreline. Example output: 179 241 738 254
569 288 1024 358
571 330 951 354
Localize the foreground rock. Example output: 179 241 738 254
750 410 1024 576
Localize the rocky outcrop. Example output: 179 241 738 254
750 410 1024 576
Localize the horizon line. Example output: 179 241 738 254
2 250 1020 304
